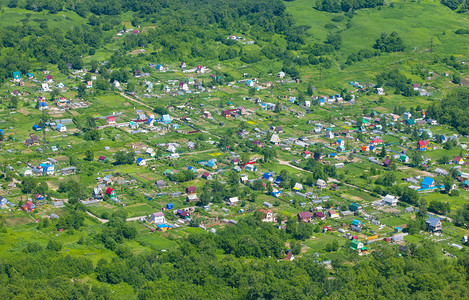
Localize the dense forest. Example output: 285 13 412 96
0 214 468 299
427 88 469 135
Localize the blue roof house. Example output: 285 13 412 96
12 71 21 80
274 176 283 184
263 172 272 180
161 114 172 124
421 177 435 188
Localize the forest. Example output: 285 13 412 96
427 88 469 135
0 214 468 299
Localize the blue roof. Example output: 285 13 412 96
161 114 171 121
56 124 63 130
40 102 47 106
146 118 154 124
320 99 325 102
330 153 336 157
263 172 272 179
156 64 162 68
337 139 343 143
352 219 362 226
0 129 3 135
274 175 283 184
137 158 144 163
421 177 434 186
157 224 168 229
464 180 469 186
205 161 215 167
426 215 440 227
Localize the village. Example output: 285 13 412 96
1 58 469 261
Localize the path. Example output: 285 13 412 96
86 211 109 223
120 93 153 110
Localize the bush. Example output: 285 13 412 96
46 239 63 252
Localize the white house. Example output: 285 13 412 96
227 197 239 206
375 88 385 96
150 212 165 224
383 194 398 206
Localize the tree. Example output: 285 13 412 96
9 96 18 109
22 177 37 194
86 116 96 129
441 175 454 194
114 151 135 165
46 239 63 252
85 150 94 161
409 151 423 166
378 146 386 158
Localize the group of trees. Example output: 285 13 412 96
426 88 469 135
376 69 418 97
317 0 384 13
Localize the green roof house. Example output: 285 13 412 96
350 239 364 250
12 71 21 80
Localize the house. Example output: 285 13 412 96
21 200 36 212
383 194 398 206
403 112 412 120
453 156 465 165
41 83 51 92
245 164 256 172
40 163 54 175
98 156 107 163
278 71 285 78
246 79 254 87
107 116 116 125
259 209 275 222
45 75 53 83
56 124 67 133
400 154 409 163
426 216 443 233
418 140 428 151
186 186 197 194
106 188 116 198
93 188 104 199
227 197 239 206
421 177 435 188
205 160 217 169
56 97 67 107
303 151 311 158
293 182 303 191
272 190 282 198
137 158 146 166
316 179 327 190
186 194 198 202
161 114 172 124
275 126 284 133
270 134 280 145
383 159 391 168
314 212 326 220
298 211 312 222
150 212 166 224
86 81 93 88
156 180 166 188
350 219 363 232
350 239 364 250
283 252 294 261
178 210 190 219
113 81 121 88
12 71 21 81
27 72 34 79
179 82 189 91
253 140 264 148
406 119 416 126
202 172 213 180
375 88 385 95
349 203 361 212
328 210 340 219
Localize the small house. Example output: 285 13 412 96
137 158 146 166
186 194 198 202
186 186 196 194
316 179 326 190
202 172 212 180
314 212 326 220
383 194 398 206
22 200 36 212
227 197 239 206
328 210 340 219
453 156 465 165
259 209 275 222
298 211 312 222
106 188 116 198
426 216 443 233
93 188 104 199
107 116 116 125
56 124 67 133
150 212 166 224
418 140 428 151
421 177 435 188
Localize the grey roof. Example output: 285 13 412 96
426 216 440 227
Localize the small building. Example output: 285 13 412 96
259 209 275 222
426 216 443 233
106 188 116 198
316 179 327 190
186 186 196 194
202 172 212 180
383 194 398 206
227 197 239 206
350 239 364 250
136 158 147 166
314 212 326 220
150 212 166 224
298 211 312 222
186 194 198 202
98 156 107 163
93 188 104 199
107 116 116 125
22 200 36 212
